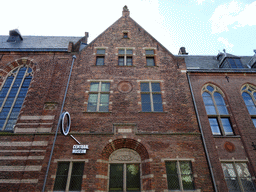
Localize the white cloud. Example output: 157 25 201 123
210 1 256 34
218 37 234 50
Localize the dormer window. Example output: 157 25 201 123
220 58 243 68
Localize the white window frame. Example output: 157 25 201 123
87 81 110 112
117 48 134 66
140 81 163 112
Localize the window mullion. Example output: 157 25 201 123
124 49 127 66
233 163 245 192
3 67 26 130
97 82 101 112
65 162 73 192
124 164 127 192
177 161 183 191
149 82 154 111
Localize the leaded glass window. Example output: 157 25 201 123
222 162 256 192
241 84 256 128
202 84 234 136
165 161 194 191
118 48 133 66
53 162 84 192
0 66 32 131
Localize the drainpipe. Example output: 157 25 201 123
42 55 77 192
186 72 218 192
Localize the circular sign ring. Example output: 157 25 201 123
60 112 71 136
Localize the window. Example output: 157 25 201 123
118 48 133 66
222 162 256 192
53 162 84 192
123 32 128 38
140 82 163 112
96 49 105 66
202 84 234 136
108 149 141 192
145 50 155 66
87 82 110 112
0 66 32 131
241 84 256 127
165 161 194 191
109 164 140 192
221 58 243 68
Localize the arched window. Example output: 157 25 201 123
241 84 256 127
108 149 141 191
202 84 234 136
0 66 32 131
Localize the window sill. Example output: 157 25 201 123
0 130 14 134
138 111 168 113
144 66 159 67
165 190 201 192
92 65 107 67
83 111 112 113
213 135 241 138
115 65 136 67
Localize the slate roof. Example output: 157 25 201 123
175 55 256 72
0 35 82 52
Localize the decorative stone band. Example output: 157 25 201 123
0 156 44 160
141 174 154 179
0 165 42 171
0 141 48 146
0 179 38 184
96 175 108 179
20 115 55 120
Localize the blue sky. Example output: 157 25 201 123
1 0 255 56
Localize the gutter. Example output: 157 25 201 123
186 72 218 192
42 55 77 192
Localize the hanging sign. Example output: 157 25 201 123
60 112 71 136
72 145 89 154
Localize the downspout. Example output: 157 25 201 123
186 72 218 192
42 55 77 192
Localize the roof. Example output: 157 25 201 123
0 35 82 52
175 55 255 72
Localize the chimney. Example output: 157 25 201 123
122 5 130 17
178 47 188 55
7 29 23 42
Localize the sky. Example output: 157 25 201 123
0 0 255 56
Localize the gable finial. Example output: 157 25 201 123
122 5 130 17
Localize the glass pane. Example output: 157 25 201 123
217 106 229 115
3 76 14 88
221 163 241 192
97 49 105 54
90 83 99 92
153 94 163 112
151 83 161 92
205 106 216 115
234 59 243 68
152 94 162 103
127 57 132 66
118 57 124 66
206 85 214 92
100 94 109 103
182 175 194 190
141 94 150 103
28 67 32 73
118 49 125 55
214 93 225 105
228 58 237 68
126 49 133 55
69 162 84 191
88 94 98 103
96 57 104 66
252 118 256 128
142 103 151 112
109 164 123 191
101 83 110 92
146 57 155 66
140 83 149 92
126 164 140 191
146 50 154 55
221 118 234 135
99 104 109 112
166 162 179 190
87 103 97 112
208 118 221 135
53 162 69 191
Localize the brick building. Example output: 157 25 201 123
0 6 215 192
178 48 256 192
